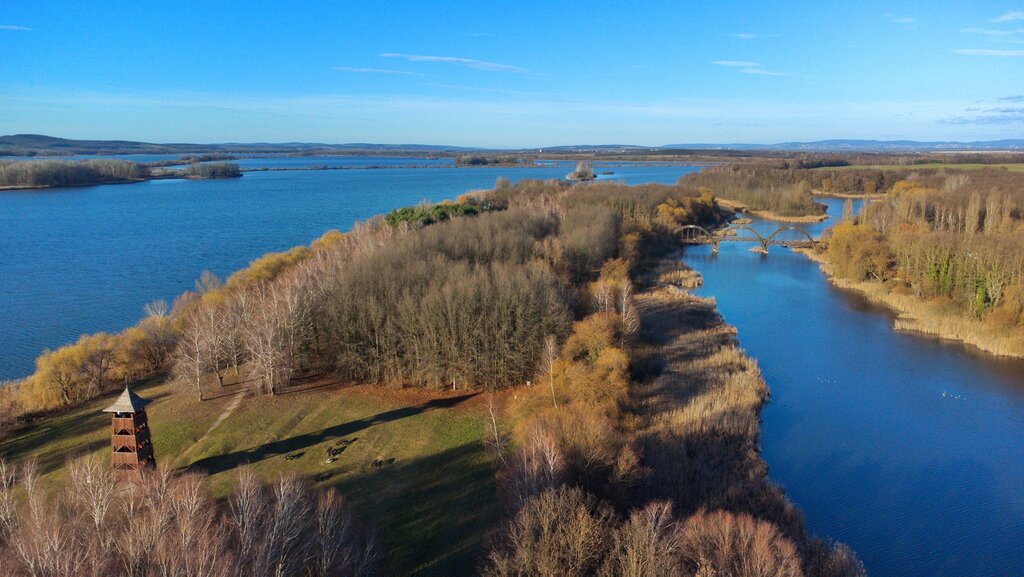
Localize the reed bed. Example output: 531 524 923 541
630 279 805 542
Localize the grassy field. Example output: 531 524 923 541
819 163 1024 172
0 378 500 576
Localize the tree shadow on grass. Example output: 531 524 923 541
328 442 499 577
187 393 480 476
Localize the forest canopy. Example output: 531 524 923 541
5 178 728 418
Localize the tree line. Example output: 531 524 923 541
0 158 244 189
679 159 1024 202
0 159 148 188
181 162 242 179
678 164 825 216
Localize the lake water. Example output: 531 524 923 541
0 160 700 380
683 198 1024 577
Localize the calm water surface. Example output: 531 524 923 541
0 161 699 379
684 198 1024 577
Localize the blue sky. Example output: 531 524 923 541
1 1 1023 147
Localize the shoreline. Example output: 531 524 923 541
0 177 150 191
796 248 1024 359
0 173 239 192
717 197 829 223
811 190 886 200
630 252 839 559
0 159 704 192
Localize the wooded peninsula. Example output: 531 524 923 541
0 175 869 576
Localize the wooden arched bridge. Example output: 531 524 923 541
676 224 819 253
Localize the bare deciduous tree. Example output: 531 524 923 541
1 463 379 577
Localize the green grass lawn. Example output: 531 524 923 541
818 163 1024 172
0 379 501 576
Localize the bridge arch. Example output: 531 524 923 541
720 224 767 242
720 224 769 252
766 226 816 245
675 225 719 252
677 224 817 254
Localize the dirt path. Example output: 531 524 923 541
175 388 249 466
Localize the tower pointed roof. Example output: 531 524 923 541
102 387 152 413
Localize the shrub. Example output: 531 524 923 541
601 501 683 577
484 487 615 577
383 201 481 226
827 222 893 281
677 510 803 577
0 459 380 577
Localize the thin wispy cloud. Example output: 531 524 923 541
999 95 1024 102
961 27 1024 36
713 60 761 68
887 15 916 24
992 11 1024 23
333 66 425 76
380 53 527 73
955 48 1024 56
946 107 1024 125
713 60 787 76
0 24 31 31
421 83 554 99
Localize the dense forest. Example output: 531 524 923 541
678 164 825 216
2 179 724 415
823 169 1024 351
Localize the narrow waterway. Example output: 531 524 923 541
683 198 1024 577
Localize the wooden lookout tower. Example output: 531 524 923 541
103 387 156 479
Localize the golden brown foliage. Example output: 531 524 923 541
677 510 803 577
484 487 615 577
827 222 894 281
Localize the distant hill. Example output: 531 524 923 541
4 134 1024 157
0 134 477 157
0 134 184 155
